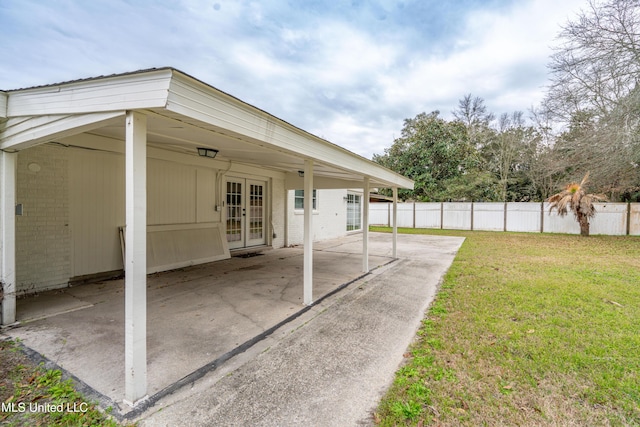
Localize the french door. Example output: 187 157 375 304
226 177 267 250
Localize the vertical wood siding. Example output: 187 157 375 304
147 159 196 225
69 148 125 277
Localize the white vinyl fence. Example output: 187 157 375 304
370 202 640 236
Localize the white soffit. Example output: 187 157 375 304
166 71 413 189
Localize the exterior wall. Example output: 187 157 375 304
271 177 286 248
15 135 287 294
287 189 353 245
69 148 124 278
16 144 71 293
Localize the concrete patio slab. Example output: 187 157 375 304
2 232 464 426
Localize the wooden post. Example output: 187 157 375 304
362 177 369 273
392 188 398 258
0 152 17 326
412 202 416 229
504 202 508 232
303 159 314 305
124 111 148 406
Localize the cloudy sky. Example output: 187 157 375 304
1 0 586 159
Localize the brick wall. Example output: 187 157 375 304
287 189 350 246
16 144 71 293
271 178 285 248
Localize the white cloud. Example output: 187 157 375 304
0 0 589 159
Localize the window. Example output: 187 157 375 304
294 189 317 210
346 193 362 231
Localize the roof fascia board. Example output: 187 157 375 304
0 111 124 151
166 72 414 189
5 69 172 117
0 91 6 118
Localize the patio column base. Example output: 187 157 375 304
123 394 149 409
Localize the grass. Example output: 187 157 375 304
373 227 640 426
0 339 133 427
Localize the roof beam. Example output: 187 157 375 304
285 173 371 190
0 111 124 151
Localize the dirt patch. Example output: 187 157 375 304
0 338 34 404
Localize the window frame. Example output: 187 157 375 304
346 192 362 232
294 189 317 210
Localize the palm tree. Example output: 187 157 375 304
547 173 606 236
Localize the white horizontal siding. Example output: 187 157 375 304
0 91 7 118
6 69 172 117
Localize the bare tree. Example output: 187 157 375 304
544 0 640 200
453 94 495 149
545 0 640 120
484 112 537 201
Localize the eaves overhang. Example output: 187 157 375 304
0 67 413 190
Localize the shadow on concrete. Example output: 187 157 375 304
4 233 394 416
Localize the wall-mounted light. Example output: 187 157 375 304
298 170 304 177
28 162 41 173
197 147 219 158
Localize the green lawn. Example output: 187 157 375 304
0 339 134 427
373 227 640 426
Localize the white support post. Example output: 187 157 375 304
392 187 398 258
124 111 148 406
362 177 370 273
303 160 314 305
0 152 17 326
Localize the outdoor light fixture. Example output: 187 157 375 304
197 147 219 158
298 170 304 177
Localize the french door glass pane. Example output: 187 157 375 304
249 184 264 240
226 181 242 242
